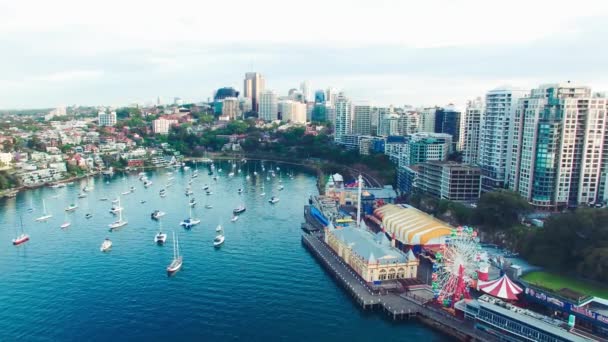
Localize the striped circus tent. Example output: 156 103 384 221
478 275 523 300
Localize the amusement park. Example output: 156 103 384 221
303 174 608 342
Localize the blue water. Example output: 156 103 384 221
0 161 448 341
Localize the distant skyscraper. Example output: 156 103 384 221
312 104 327 122
434 105 462 152
221 97 240 120
259 90 278 121
334 93 352 143
418 107 437 132
300 81 312 102
279 100 306 124
462 98 485 165
214 87 239 101
479 86 528 193
398 111 420 136
314 90 325 104
243 72 265 112
173 97 183 106
353 103 372 136
508 83 607 209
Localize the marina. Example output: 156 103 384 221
0 161 448 341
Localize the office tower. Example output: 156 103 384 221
312 103 327 122
334 93 352 143
479 87 529 193
418 107 438 132
98 111 117 127
259 90 278 121
174 97 183 106
353 103 372 135
239 98 252 114
243 72 265 112
279 100 307 124
508 83 608 210
314 90 325 103
300 81 312 102
434 105 462 152
326 87 339 107
462 98 485 165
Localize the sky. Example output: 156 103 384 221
1 0 608 109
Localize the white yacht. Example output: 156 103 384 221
268 196 280 204
213 228 225 248
65 203 78 212
167 232 183 276
100 238 112 252
35 200 53 222
180 205 200 228
109 198 127 230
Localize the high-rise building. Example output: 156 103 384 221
221 97 240 120
508 83 608 210
243 72 265 112
258 90 278 121
314 90 325 104
334 93 352 143
434 105 462 152
214 87 239 101
416 161 481 202
312 104 327 122
278 100 307 124
353 103 372 135
300 81 311 102
462 98 485 165
418 107 438 132
98 111 117 127
479 87 529 193
398 111 420 136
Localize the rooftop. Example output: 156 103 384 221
374 204 452 245
329 222 415 265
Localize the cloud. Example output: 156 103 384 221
0 0 607 108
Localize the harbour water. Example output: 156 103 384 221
0 161 448 341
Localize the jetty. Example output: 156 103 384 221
302 232 498 341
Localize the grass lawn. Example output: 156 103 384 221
521 271 608 299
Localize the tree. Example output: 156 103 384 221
473 190 531 231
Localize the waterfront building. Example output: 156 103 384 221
324 221 419 282
334 93 353 143
456 295 592 342
415 161 481 202
152 117 178 134
353 103 372 136
508 83 608 210
243 72 265 112
434 105 462 152
479 86 529 193
418 107 438 133
259 90 278 121
385 132 452 168
221 97 240 120
372 204 452 252
98 111 117 127
462 98 484 165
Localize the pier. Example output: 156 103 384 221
302 233 498 341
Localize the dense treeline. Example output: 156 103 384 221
0 171 20 190
520 209 608 283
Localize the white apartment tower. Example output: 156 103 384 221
462 98 485 165
418 107 438 133
479 87 529 193
259 90 278 121
334 93 353 143
508 83 608 210
98 111 117 127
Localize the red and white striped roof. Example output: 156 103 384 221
478 275 523 300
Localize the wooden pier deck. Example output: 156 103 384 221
302 233 498 341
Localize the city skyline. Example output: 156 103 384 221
1 0 608 109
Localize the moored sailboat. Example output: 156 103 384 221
167 232 183 275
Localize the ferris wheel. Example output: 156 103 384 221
431 226 485 307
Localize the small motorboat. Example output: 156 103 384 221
60 221 71 229
180 218 201 228
100 198 108 201
141 200 146 204
215 224 222 232
130 186 136 192
268 196 280 204
78 193 87 198
155 232 167 245
189 198 197 207
205 204 213 209
100 238 112 252
111 198 119 204
231 216 239 222
278 185 284 191
109 206 123 214
85 213 93 219
202 184 209 191
151 210 166 220
213 234 225 248
144 180 153 187
233 205 246 214
228 172 235 177
206 191 213 195
238 188 243 194
65 203 78 212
